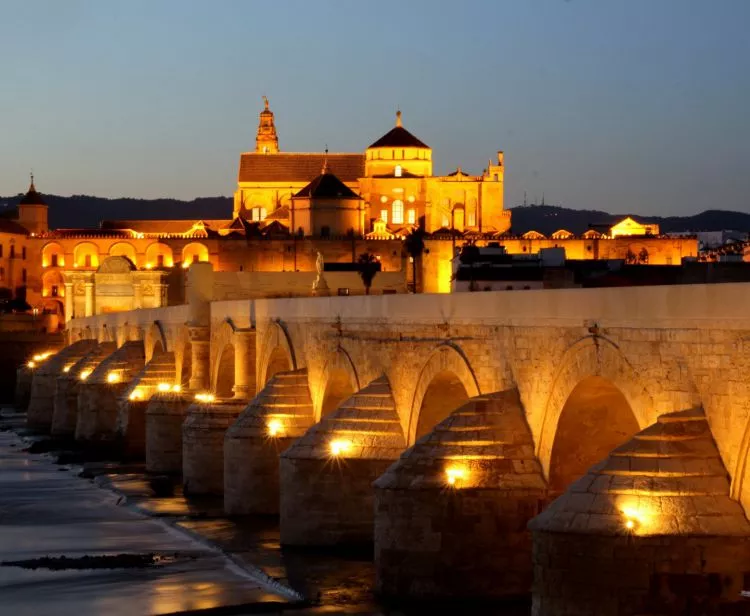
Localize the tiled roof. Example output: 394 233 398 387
100 219 231 234
368 126 429 149
0 219 30 235
238 153 364 183
293 172 361 199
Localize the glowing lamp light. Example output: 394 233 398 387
157 382 171 392
62 365 72 373
182 261 190 269
267 419 283 437
620 506 645 533
129 389 144 401
194 392 215 403
145 263 154 270
27 360 35 369
445 466 467 487
329 439 352 457
625 518 636 531
172 384 181 392
107 371 121 384
79 369 91 381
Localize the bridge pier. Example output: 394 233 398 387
529 408 750 616
27 341 95 431
16 364 34 409
224 369 313 515
51 342 116 436
182 399 246 495
187 326 210 391
279 377 406 546
75 341 145 444
145 391 192 474
116 351 177 458
373 390 547 599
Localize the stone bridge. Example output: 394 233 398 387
22 269 750 614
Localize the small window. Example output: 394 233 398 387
22 247 26 260
84 254 92 267
380 209 388 223
10 246 15 259
22 268 27 283
192 254 199 264
51 285 59 297
468 212 476 227
493 174 499 181
337 288 350 296
157 254 165 267
407 209 416 225
441 215 450 228
51 254 58 267
394 165 402 177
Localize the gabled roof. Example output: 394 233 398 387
368 125 429 149
293 172 361 199
238 152 364 183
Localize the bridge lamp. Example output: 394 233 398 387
172 384 182 392
445 465 467 487
27 360 36 369
107 371 121 384
195 392 215 403
129 389 144 401
620 506 644 533
62 364 72 373
267 419 283 437
329 439 352 457
79 369 92 381
157 382 171 392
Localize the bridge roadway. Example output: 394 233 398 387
24 271 750 614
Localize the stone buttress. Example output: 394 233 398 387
224 370 313 515
529 408 750 616
51 343 116 436
182 398 247 495
75 341 145 443
279 376 406 545
116 351 177 458
374 389 548 599
146 391 193 474
26 340 96 430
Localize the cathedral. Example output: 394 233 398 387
233 98 510 236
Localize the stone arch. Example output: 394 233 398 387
406 342 481 445
145 242 174 268
182 242 209 266
42 270 65 299
108 242 138 265
42 241 65 268
212 319 236 397
73 242 100 268
314 345 360 421
258 320 297 386
536 335 654 481
174 325 192 388
144 321 168 363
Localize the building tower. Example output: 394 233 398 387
18 173 48 235
255 96 279 154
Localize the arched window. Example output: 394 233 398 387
109 242 137 265
182 242 209 267
407 209 416 225
250 207 267 222
380 209 389 223
42 242 64 268
74 242 99 268
392 200 404 225
145 242 174 268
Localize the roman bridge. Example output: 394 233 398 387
22 270 750 614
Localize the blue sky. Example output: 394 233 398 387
1 0 749 215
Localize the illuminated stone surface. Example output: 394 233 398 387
116 351 176 457
51 342 116 436
145 391 192 474
182 399 246 495
26 340 93 430
15 365 34 409
279 376 405 545
224 369 313 515
76 341 145 442
529 408 750 615
373 389 547 598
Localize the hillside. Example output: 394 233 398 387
2 193 749 235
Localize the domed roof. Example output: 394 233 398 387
19 176 46 206
367 111 429 149
293 161 361 199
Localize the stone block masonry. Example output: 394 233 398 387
145 392 192 474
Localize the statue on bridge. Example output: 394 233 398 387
312 251 330 296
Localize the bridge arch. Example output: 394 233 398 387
257 320 296 387
407 342 481 445
536 335 654 487
314 345 360 421
144 321 168 363
212 319 236 398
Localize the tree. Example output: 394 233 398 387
357 252 380 295
625 249 637 265
459 242 482 291
403 220 427 293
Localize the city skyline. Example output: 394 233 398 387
2 0 749 216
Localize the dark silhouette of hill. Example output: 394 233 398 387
509 205 750 235
1 194 748 235
0 194 233 229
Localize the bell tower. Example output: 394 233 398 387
255 96 279 154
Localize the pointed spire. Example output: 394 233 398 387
396 109 403 127
263 95 269 111
322 145 329 174
256 96 279 153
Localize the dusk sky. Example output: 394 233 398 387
2 0 749 215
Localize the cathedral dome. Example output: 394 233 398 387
367 110 429 149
